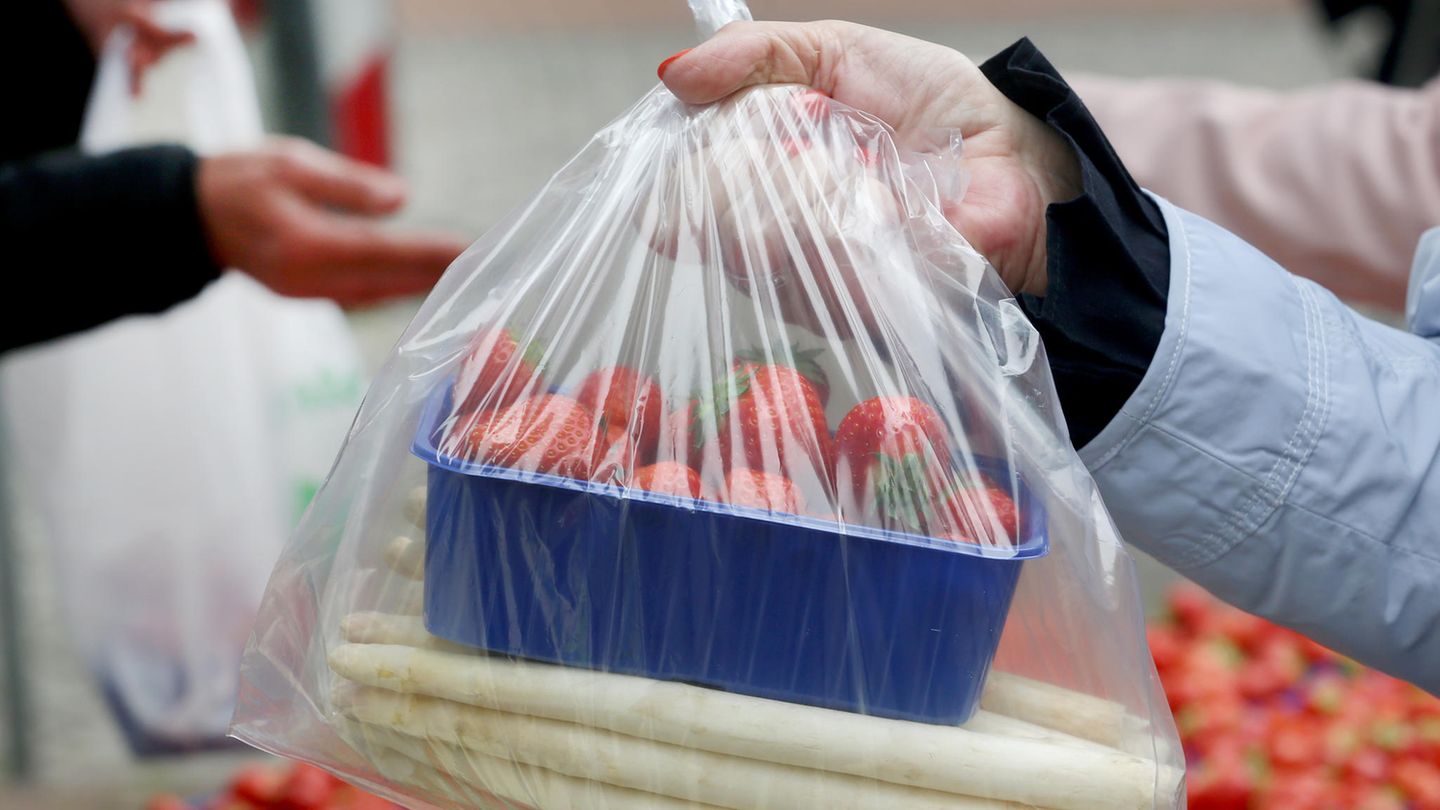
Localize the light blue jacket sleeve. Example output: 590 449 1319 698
1081 196 1440 691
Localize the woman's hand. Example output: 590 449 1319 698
660 20 1080 296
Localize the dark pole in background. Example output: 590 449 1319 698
267 0 332 147
0 402 32 781
1391 0 1440 86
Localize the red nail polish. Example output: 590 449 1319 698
657 48 693 80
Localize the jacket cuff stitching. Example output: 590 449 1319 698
1178 278 1333 569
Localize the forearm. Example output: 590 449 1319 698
1083 197 1440 691
1 146 221 351
1074 73 1440 310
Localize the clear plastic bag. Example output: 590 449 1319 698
233 3 1184 806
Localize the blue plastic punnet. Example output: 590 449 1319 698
412 388 1048 725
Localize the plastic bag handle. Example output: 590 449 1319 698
80 0 262 156
687 0 752 38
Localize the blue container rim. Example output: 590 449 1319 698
410 387 1049 561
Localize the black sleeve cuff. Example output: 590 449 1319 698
979 39 1170 449
1 145 222 351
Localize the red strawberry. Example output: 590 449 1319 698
694 363 834 477
452 327 544 414
575 366 664 461
1186 741 1258 810
276 763 334 809
793 88 831 122
1340 783 1407 810
1344 745 1393 784
931 484 1019 545
736 342 830 405
836 396 952 529
1259 771 1333 810
633 462 706 499
1210 606 1273 653
591 423 637 485
330 786 403 810
1147 624 1184 675
725 469 806 513
836 396 950 496
459 395 597 479
1168 583 1216 633
230 764 284 804
1267 713 1325 769
1393 758 1440 809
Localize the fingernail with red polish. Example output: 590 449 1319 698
657 48 692 80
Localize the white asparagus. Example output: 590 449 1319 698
405 486 428 529
961 711 1115 754
335 684 1035 810
330 643 1159 810
385 534 426 581
346 717 725 810
330 636 1102 754
347 728 515 809
338 612 1130 746
340 612 469 653
979 673 1126 749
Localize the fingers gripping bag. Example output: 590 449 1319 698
233 2 1185 806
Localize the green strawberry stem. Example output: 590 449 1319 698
874 452 935 532
738 340 828 390
690 368 751 452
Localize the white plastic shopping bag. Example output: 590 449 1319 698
81 0 264 156
0 0 364 753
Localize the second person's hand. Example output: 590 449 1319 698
659 20 1080 296
197 138 468 307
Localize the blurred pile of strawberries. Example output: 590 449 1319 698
148 762 400 810
1152 585 1440 809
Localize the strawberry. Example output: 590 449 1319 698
591 423 637 485
1341 783 1407 810
1186 740 1258 810
1167 583 1216 633
931 484 1019 545
575 366 663 461
1259 771 1333 810
330 787 403 810
724 468 806 513
793 88 831 123
835 396 955 530
836 396 950 498
693 363 834 477
276 763 334 809
1147 624 1184 675
1344 745 1393 784
452 327 545 415
230 764 285 804
736 341 830 405
459 395 597 479
1267 713 1326 769
632 462 706 499
1393 758 1440 809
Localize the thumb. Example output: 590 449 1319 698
659 21 847 104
